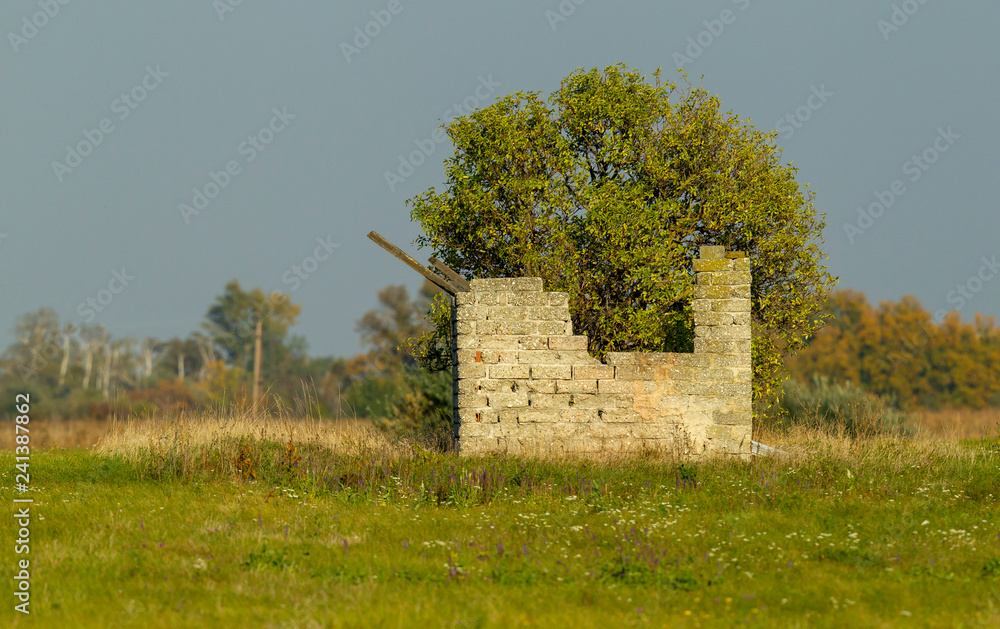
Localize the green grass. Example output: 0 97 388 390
2 435 1000 628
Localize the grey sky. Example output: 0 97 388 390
2 1 998 358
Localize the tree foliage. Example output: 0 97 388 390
204 280 305 381
786 290 1000 410
409 64 835 411
344 280 452 438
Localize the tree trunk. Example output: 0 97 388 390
83 348 93 389
58 334 71 388
101 348 112 397
253 319 263 409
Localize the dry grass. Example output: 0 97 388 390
909 408 1000 439
93 409 406 482
0 417 112 450
756 421 985 477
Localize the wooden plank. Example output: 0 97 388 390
367 231 460 295
429 257 471 292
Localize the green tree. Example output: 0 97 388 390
344 281 452 437
409 64 835 413
203 280 304 390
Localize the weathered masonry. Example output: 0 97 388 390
452 246 752 458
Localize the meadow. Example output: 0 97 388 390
2 412 999 628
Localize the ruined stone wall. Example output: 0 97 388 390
451 246 752 458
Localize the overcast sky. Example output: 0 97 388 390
1 1 998 358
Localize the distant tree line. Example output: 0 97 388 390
785 290 1000 410
0 279 451 436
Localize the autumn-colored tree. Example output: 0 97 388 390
786 290 1000 410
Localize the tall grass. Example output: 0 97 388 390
11 400 999 627
776 375 911 437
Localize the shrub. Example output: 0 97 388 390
776 375 911 437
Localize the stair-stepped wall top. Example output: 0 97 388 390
451 245 752 458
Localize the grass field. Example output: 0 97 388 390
2 414 1000 627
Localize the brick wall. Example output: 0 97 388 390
451 245 752 458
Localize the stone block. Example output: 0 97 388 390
485 306 526 321
694 325 751 340
478 379 517 393
574 364 615 379
508 292 550 306
694 311 735 326
597 409 642 423
711 298 752 313
604 352 638 365
692 258 731 272
455 380 481 395
718 271 752 286
712 410 752 426
525 379 556 394
670 353 714 368
507 409 561 423
614 365 661 381
517 336 549 350
537 320 573 335
457 394 488 408
471 278 542 292
729 368 752 383
458 408 499 424
497 350 519 364
481 291 515 306
456 363 487 379
457 349 498 364
705 424 751 444
477 321 538 335
489 364 530 379
456 305 487 321
605 352 678 366
487 392 529 408
548 335 589 351
709 354 752 368
694 285 749 300
527 393 573 408
517 350 598 365
597 379 633 394
548 292 570 307
563 409 600 423
556 379 597 394
527 306 571 321
530 365 572 379
694 338 752 355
